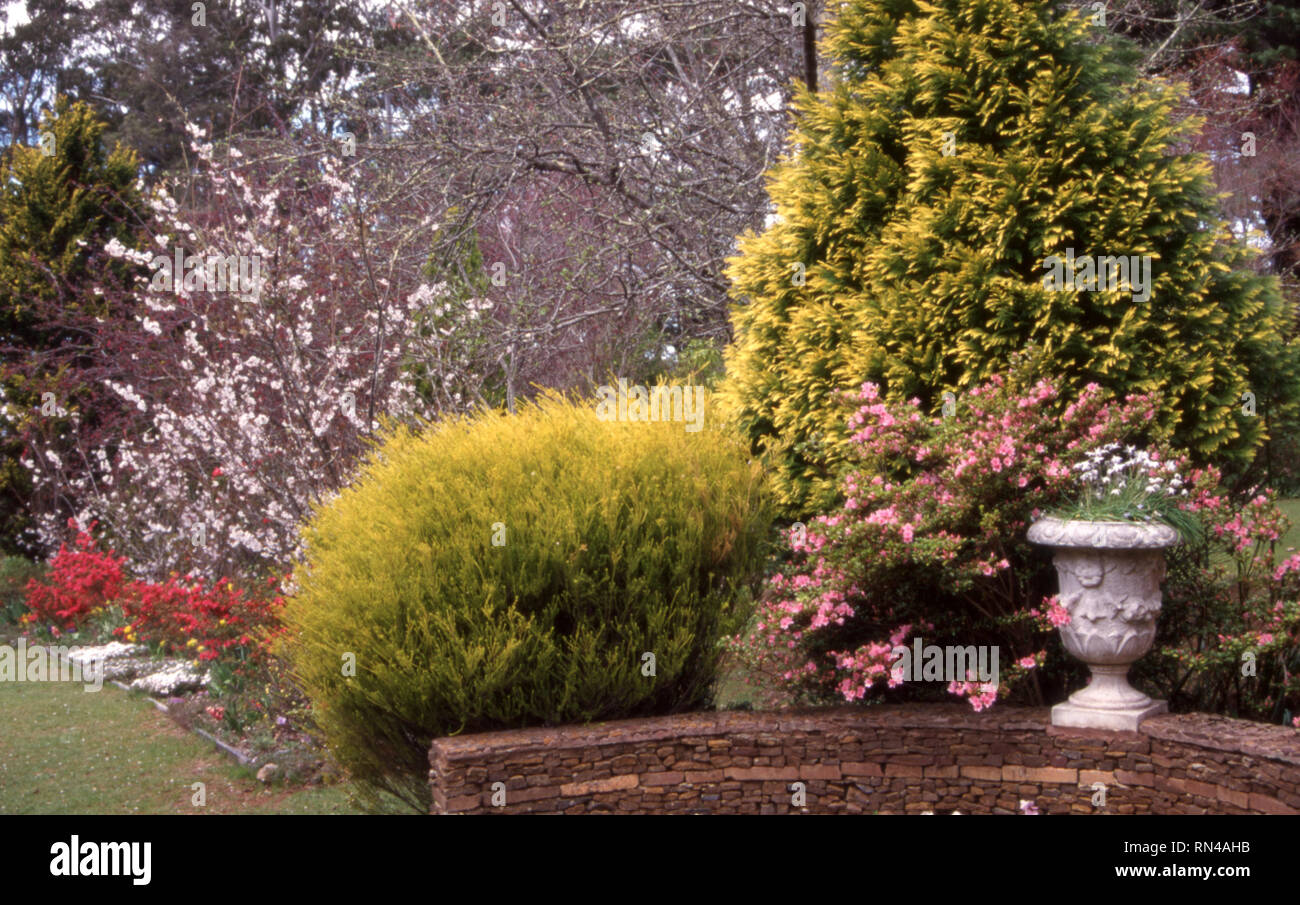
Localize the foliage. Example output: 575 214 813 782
283 393 773 812
665 338 728 390
0 556 45 625
722 0 1300 516
1143 470 1300 721
0 97 145 554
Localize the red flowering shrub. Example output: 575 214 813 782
23 521 127 631
115 573 286 665
23 521 285 664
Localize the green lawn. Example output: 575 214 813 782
0 678 362 815
1278 498 1300 552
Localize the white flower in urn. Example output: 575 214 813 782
1052 443 1201 543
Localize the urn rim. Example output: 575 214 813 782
1026 515 1181 550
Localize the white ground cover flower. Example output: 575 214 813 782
65 642 146 665
130 661 208 696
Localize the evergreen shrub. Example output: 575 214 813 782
722 0 1300 515
283 393 772 811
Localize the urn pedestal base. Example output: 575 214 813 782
1051 699 1166 731
1051 662 1167 730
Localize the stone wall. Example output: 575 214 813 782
428 705 1300 814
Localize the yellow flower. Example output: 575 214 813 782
186 638 198 648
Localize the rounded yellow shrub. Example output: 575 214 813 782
282 392 772 811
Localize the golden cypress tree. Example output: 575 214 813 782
722 0 1299 515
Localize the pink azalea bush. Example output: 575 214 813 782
727 364 1300 723
1149 468 1300 722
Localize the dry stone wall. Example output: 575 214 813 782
428 705 1300 814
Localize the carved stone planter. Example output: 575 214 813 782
1027 517 1180 731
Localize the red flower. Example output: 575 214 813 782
24 529 127 630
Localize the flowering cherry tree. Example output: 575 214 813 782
24 128 471 581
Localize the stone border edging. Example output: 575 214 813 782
107 678 253 766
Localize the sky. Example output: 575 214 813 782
2 0 28 30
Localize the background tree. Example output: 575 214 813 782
0 97 144 554
1073 0 1300 489
340 0 819 395
0 0 93 148
81 0 388 178
1092 0 1300 303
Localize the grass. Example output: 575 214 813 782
0 677 363 814
1277 498 1300 553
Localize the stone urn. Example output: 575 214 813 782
1027 517 1180 731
